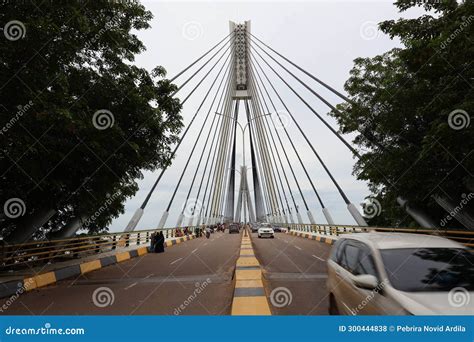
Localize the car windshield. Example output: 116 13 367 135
380 248 474 292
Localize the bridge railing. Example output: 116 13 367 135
286 224 474 248
0 226 201 271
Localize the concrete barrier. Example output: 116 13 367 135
286 229 337 245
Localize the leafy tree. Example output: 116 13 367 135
331 0 473 228
0 0 182 241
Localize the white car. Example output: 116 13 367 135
327 232 474 315
258 223 274 238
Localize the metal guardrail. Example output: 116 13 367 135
287 224 474 248
0 226 200 270
3 223 471 270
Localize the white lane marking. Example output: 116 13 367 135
312 254 325 261
203 243 208 246
191 248 198 253
170 257 183 265
294 245 302 250
144 273 154 279
124 282 138 290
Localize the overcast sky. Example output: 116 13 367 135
109 0 426 232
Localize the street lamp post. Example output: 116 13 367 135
216 112 270 168
216 112 272 223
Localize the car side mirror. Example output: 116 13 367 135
353 274 378 290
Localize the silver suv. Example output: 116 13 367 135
327 232 474 315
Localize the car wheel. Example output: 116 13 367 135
328 294 339 315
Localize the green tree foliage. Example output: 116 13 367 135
330 0 473 227
0 1 182 238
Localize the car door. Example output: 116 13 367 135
335 241 364 314
349 244 384 315
327 239 347 311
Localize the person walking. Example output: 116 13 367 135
150 232 157 253
154 231 165 253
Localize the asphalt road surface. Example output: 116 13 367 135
250 231 332 315
1 231 241 315
0 230 332 315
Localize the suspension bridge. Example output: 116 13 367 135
0 22 472 316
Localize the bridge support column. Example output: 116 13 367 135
307 210 316 224
397 196 438 228
186 216 194 227
347 203 368 226
176 212 185 227
322 207 335 225
296 211 303 224
157 210 169 229
195 215 200 226
124 208 144 232
49 215 87 239
6 208 57 243
288 212 294 224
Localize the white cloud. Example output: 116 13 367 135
110 1 425 231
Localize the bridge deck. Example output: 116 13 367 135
0 231 331 315
252 231 331 315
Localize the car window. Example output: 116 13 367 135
355 244 378 277
336 241 377 277
330 239 345 263
340 243 360 273
381 248 474 292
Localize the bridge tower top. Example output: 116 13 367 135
229 21 251 99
